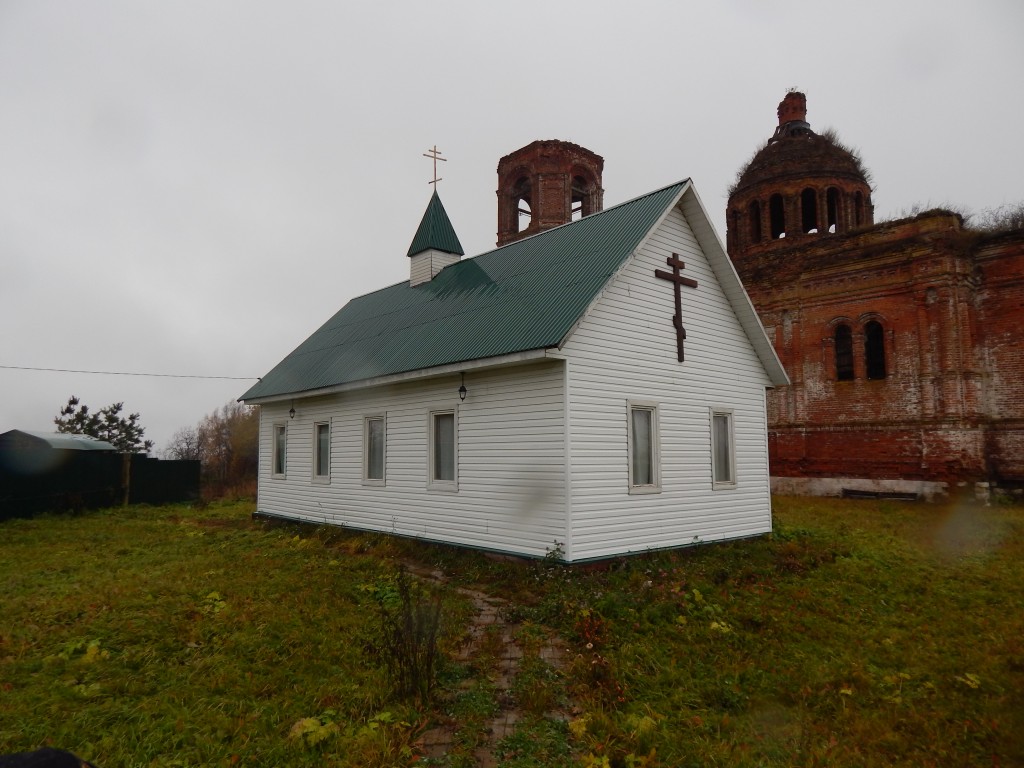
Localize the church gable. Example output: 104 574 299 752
564 203 769 380
558 187 786 389
557 202 781 560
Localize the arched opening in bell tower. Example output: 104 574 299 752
770 194 786 238
802 188 818 233
512 176 532 233
749 200 762 243
826 187 840 233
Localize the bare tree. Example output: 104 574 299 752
164 401 259 499
163 426 203 461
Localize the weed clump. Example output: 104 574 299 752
362 565 446 704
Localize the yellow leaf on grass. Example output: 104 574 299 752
956 673 981 689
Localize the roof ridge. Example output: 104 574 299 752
481 178 690 254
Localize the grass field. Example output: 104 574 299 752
1 496 1022 766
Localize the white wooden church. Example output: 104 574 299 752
240 141 787 563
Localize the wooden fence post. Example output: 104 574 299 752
121 453 131 506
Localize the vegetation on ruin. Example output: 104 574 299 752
726 126 874 197
968 201 1024 233
1 496 1021 766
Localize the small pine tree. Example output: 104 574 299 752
54 395 154 453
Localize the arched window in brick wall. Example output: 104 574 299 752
571 174 598 221
801 188 818 233
770 194 785 238
826 187 839 233
835 324 854 381
512 176 532 233
865 320 887 379
749 200 762 243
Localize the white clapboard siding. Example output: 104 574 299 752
256 360 567 558
560 202 773 561
409 249 461 287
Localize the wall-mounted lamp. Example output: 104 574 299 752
458 373 467 402
289 406 296 419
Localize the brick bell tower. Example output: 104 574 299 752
496 140 604 246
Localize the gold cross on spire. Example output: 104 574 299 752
423 145 447 187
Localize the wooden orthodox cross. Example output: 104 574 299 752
654 253 699 362
423 145 447 187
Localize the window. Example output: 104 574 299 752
364 416 386 485
770 194 786 238
826 187 840 233
272 423 287 478
627 401 660 493
429 410 457 489
865 320 887 379
571 174 594 220
512 176 532 233
711 410 736 488
835 324 854 381
313 421 330 482
748 200 762 243
801 188 818 233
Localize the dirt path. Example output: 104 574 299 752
403 563 572 766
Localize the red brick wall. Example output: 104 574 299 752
724 92 1024 493
974 232 1024 482
736 213 1024 488
496 140 604 246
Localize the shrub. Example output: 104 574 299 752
362 566 445 703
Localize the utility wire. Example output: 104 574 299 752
0 364 258 381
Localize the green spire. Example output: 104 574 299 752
407 190 464 258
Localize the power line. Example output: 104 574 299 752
0 364 258 381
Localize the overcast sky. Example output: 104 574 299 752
2 0 1021 453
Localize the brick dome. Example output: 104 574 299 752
727 92 873 260
733 130 869 196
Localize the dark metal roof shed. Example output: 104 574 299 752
0 430 117 452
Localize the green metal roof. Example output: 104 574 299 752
406 190 464 257
241 181 687 401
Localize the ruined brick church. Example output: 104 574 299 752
494 93 1023 499
726 92 1024 499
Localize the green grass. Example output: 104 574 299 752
2 497 1023 766
0 502 434 766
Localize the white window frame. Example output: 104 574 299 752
627 400 661 494
362 415 386 486
710 408 737 489
428 408 458 492
312 420 331 484
271 423 287 479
